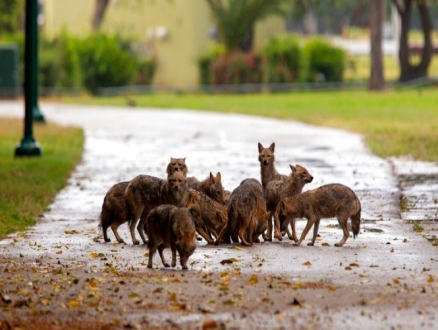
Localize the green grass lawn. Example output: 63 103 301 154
0 118 84 239
64 89 438 162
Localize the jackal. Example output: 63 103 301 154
146 204 197 269
275 183 361 247
125 171 188 245
258 142 287 192
166 157 188 177
99 181 130 244
265 164 313 241
188 172 225 205
194 190 228 244
215 178 270 246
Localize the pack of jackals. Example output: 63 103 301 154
99 142 362 270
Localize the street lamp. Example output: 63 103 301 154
15 0 44 157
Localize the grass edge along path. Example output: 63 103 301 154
0 117 84 240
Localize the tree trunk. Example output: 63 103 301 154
92 0 110 31
369 0 385 90
393 0 433 82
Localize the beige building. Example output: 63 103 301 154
42 0 285 87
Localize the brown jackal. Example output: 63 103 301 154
125 171 188 245
146 204 197 270
275 183 361 247
215 178 270 246
99 181 130 244
265 164 313 241
166 157 188 177
188 172 225 205
194 190 228 244
258 142 287 192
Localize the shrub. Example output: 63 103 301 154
39 31 82 89
135 57 156 85
76 33 137 94
198 44 226 85
211 51 263 85
262 35 301 83
301 38 346 82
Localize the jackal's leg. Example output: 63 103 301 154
101 223 111 242
196 226 214 244
158 243 170 267
273 211 282 241
129 206 143 245
335 216 350 247
171 245 177 268
266 214 273 241
290 218 298 242
295 217 315 246
137 210 149 244
214 222 228 246
238 226 252 246
110 222 125 244
147 239 160 268
308 219 321 246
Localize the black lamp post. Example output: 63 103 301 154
15 0 44 157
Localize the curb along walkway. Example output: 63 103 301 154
0 101 437 329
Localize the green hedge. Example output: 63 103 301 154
1 31 157 95
39 31 82 89
211 52 263 85
262 35 301 83
199 36 347 85
301 38 346 83
76 33 138 94
198 45 225 85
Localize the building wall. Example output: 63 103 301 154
42 0 286 87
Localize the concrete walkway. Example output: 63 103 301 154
0 101 437 329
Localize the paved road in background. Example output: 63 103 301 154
0 102 437 329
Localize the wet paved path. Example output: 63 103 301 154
0 101 437 329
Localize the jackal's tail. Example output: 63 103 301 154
351 204 361 239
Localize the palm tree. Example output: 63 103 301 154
205 0 285 53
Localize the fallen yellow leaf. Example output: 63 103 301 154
248 275 258 285
302 261 312 266
68 300 80 308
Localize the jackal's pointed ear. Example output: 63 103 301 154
216 172 221 181
209 172 215 183
183 157 186 161
258 142 263 152
269 143 275 152
289 164 296 173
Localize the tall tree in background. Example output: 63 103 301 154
205 0 284 53
391 0 434 81
369 0 385 90
92 0 110 31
